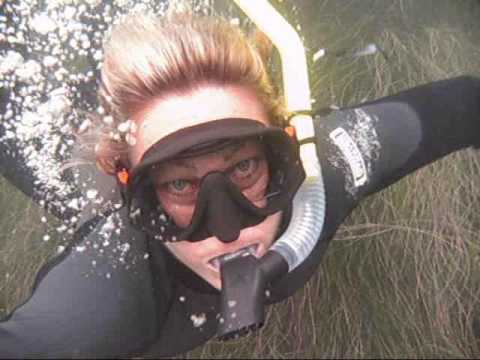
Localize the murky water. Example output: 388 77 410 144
1 0 478 222
1 0 480 357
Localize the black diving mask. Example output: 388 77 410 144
117 118 305 243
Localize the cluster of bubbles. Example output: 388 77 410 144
0 0 214 268
0 0 306 278
1 0 311 334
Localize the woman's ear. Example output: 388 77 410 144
94 138 130 175
95 157 117 175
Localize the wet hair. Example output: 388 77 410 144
94 9 286 175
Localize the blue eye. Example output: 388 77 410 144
168 179 192 193
235 159 255 174
230 158 259 182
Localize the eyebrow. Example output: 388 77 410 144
169 141 247 169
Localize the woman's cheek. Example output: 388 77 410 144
242 172 270 207
156 190 195 227
164 242 202 271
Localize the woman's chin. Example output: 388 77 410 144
166 212 283 291
201 270 222 290
209 277 222 291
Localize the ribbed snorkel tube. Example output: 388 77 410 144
217 0 326 340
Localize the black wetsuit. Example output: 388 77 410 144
0 76 479 358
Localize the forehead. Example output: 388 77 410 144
155 138 265 164
150 138 264 174
129 84 270 167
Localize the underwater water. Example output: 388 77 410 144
1 0 480 358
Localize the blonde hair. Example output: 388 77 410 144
94 11 286 174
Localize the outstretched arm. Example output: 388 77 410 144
0 154 167 357
317 76 480 202
271 76 480 300
0 106 82 221
0 208 161 358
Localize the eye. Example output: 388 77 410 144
229 157 265 188
166 179 195 194
232 158 257 178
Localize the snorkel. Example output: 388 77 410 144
218 0 327 339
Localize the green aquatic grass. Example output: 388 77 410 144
2 0 480 358
0 178 62 318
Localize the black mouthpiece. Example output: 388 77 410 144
217 251 288 340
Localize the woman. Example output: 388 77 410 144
0 10 480 358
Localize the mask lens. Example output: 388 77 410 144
124 120 305 242
149 138 270 212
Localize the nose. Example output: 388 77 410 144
203 173 244 242
183 172 268 242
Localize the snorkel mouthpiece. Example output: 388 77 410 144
218 251 288 340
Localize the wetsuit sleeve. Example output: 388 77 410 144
315 75 480 203
269 76 480 301
0 208 162 358
0 116 80 221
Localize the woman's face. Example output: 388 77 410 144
130 84 282 290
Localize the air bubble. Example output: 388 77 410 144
0 51 24 75
103 115 114 125
190 313 207 327
126 134 136 146
117 121 131 133
30 13 57 35
43 56 58 68
86 189 98 200
78 119 91 133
